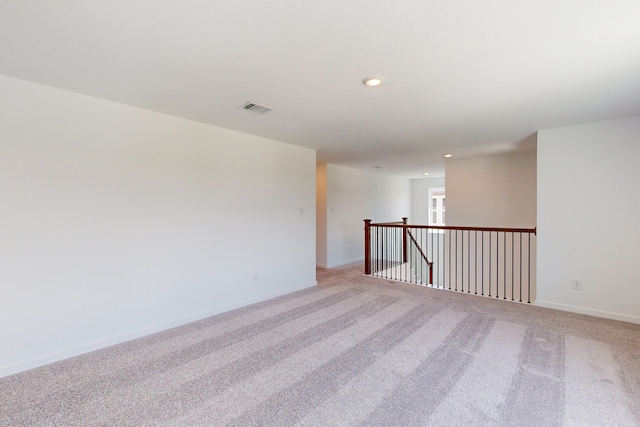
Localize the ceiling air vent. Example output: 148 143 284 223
239 101 273 115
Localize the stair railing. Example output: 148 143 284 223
364 218 537 303
406 227 433 285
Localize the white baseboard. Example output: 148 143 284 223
324 257 364 269
0 280 317 379
535 300 640 325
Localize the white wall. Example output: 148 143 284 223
411 177 446 225
373 173 412 223
537 116 640 324
444 151 537 302
446 150 537 228
316 164 410 268
323 165 375 268
316 164 328 268
0 75 317 377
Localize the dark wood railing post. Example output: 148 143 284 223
402 217 408 263
364 219 372 274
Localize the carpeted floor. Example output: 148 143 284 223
1 264 639 426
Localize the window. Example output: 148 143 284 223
429 187 445 227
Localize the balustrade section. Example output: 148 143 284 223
364 218 537 303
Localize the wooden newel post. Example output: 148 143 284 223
429 263 433 285
402 217 408 263
364 219 372 275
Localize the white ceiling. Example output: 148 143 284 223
1 1 639 178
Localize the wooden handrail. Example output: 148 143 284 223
369 223 536 235
406 228 433 285
406 229 433 269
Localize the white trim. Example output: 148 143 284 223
0 280 317 379
428 186 445 227
535 300 640 325
322 257 364 269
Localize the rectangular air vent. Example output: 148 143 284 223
239 101 273 115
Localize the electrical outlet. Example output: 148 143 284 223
571 280 582 291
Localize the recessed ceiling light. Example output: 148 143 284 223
424 172 429 176
363 76 383 87
444 154 453 158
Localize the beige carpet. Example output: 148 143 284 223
1 264 639 426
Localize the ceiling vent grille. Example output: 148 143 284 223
239 101 273 115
